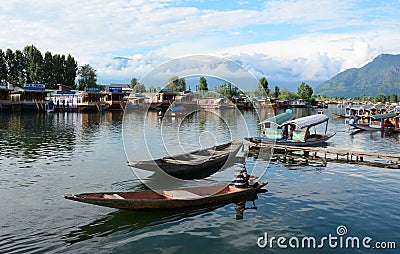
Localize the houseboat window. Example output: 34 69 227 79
265 128 283 139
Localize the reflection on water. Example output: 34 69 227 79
1 107 399 254
0 113 76 163
64 195 262 245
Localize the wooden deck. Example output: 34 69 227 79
248 143 400 169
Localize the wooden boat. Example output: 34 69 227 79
350 113 399 131
247 114 336 147
331 112 346 119
64 184 266 211
127 141 243 180
258 109 296 129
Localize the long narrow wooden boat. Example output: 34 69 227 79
64 184 266 211
127 141 243 180
331 112 346 119
247 114 336 147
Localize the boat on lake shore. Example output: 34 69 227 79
349 113 399 131
247 114 335 147
127 141 243 180
64 184 267 211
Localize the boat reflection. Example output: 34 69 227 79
234 199 258 220
63 190 267 244
64 194 263 245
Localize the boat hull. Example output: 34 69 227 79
127 142 243 180
64 185 265 211
246 133 336 147
349 123 390 131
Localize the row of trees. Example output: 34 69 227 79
0 45 101 91
129 75 315 102
315 93 400 103
0 45 78 89
130 76 210 93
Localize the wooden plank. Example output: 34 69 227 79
163 190 202 200
249 142 400 169
103 194 125 199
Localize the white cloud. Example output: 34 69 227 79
0 0 399 87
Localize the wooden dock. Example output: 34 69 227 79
248 143 400 169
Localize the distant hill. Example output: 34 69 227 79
314 54 400 97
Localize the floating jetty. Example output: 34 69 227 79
249 143 400 169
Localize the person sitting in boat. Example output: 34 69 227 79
385 119 394 128
262 130 266 138
282 126 288 139
304 129 310 141
233 158 267 188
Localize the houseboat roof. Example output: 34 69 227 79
259 109 295 126
285 114 328 129
371 113 397 120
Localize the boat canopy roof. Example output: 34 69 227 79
371 113 397 120
170 105 185 112
259 109 294 126
285 114 329 129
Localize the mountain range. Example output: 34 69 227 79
314 54 400 97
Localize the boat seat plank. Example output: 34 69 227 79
163 190 202 200
103 194 125 199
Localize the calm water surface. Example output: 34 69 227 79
0 106 399 253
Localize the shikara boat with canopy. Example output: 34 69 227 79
246 109 295 140
247 114 335 147
349 113 399 131
127 141 243 180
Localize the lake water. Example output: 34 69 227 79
0 106 399 253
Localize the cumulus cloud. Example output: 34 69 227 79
0 0 399 88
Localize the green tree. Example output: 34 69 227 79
8 49 27 87
166 76 179 91
130 77 138 88
374 94 387 103
198 76 208 91
389 94 398 103
133 83 146 93
77 64 97 90
0 50 6 82
258 77 269 95
23 45 44 84
297 82 313 101
279 88 297 100
177 78 186 92
148 86 157 92
130 77 146 92
52 54 66 88
64 54 77 88
165 76 186 92
42 51 55 87
273 85 280 98
216 82 239 98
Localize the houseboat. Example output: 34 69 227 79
50 90 80 112
143 90 177 111
126 93 148 108
0 83 11 111
289 99 308 108
104 86 126 111
276 99 289 109
78 88 105 112
10 84 49 112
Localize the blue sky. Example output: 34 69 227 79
1 0 400 90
